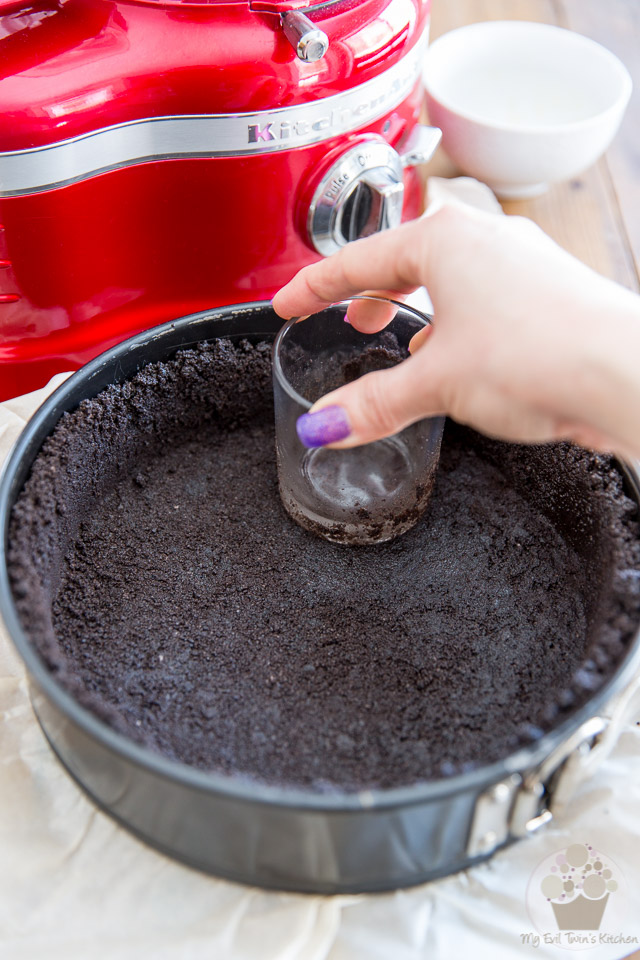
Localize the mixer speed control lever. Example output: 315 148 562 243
281 11 329 62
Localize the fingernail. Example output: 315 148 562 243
296 405 351 448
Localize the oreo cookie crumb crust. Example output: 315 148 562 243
8 339 640 791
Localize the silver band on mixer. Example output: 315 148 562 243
0 31 428 197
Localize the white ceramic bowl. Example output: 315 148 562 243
423 21 632 198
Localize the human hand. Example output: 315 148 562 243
272 202 640 459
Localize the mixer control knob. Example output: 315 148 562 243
308 129 441 257
307 141 404 257
281 11 329 62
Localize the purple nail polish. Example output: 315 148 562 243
296 405 351 448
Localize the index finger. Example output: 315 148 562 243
272 217 428 320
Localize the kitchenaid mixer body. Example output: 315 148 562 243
0 0 437 398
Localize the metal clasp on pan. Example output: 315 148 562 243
510 715 608 837
467 715 608 858
467 668 640 859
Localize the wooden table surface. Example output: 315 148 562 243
424 0 640 293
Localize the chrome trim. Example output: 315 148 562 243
0 32 427 197
399 123 442 167
281 10 329 62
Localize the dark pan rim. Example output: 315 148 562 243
2 303 640 814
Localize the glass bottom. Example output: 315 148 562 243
281 437 434 545
303 436 413 511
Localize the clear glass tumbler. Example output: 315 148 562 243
272 297 444 545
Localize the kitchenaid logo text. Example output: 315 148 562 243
247 71 413 145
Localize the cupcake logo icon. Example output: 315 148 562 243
540 844 617 930
525 842 632 951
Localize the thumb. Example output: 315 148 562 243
296 345 445 449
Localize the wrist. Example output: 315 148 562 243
562 285 640 458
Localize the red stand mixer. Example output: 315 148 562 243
0 0 439 399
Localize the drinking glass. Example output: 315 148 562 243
272 297 444 545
